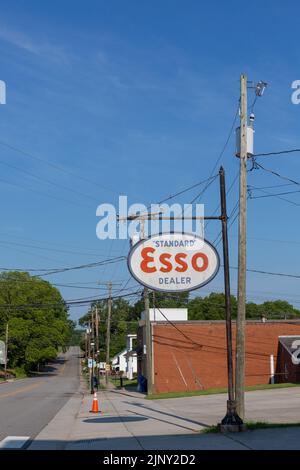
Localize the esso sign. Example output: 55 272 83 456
127 232 220 292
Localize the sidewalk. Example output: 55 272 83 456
29 385 300 450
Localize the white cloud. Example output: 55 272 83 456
0 25 70 63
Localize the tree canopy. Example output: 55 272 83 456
79 290 300 362
0 271 73 373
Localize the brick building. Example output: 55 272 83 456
137 320 300 393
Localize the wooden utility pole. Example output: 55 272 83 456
139 219 153 395
84 331 87 359
91 309 95 393
4 323 8 380
236 73 248 419
95 305 100 381
87 321 91 391
144 287 153 394
105 282 112 386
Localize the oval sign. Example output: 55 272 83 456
127 232 220 292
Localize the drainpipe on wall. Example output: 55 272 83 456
270 354 275 384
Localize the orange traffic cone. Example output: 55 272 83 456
90 392 101 413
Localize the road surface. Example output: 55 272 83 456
0 346 80 448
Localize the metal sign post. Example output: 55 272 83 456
219 167 245 431
123 167 244 430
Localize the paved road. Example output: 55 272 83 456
0 346 80 448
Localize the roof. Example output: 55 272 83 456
111 348 127 362
139 319 300 326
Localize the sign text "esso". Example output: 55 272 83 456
140 247 209 273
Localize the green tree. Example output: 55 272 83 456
0 271 72 372
79 297 138 361
260 300 300 319
188 293 237 320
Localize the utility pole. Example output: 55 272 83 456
95 305 100 382
144 287 153 394
96 280 121 386
236 73 248 419
4 323 8 380
85 331 88 359
87 322 91 392
219 167 244 430
91 309 95 394
105 282 112 386
139 218 153 395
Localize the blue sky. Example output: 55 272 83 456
0 0 300 321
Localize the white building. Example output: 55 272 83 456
141 308 188 322
111 334 137 379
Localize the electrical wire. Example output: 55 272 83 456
253 149 300 157
0 139 120 195
249 186 300 208
254 162 300 187
0 158 99 203
249 189 300 199
202 101 240 186
0 256 126 275
0 239 123 258
0 289 143 309
151 174 220 208
0 176 94 209
153 307 284 361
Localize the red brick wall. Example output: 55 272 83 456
151 321 300 393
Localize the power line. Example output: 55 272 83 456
249 189 300 199
154 305 204 349
188 174 218 205
254 149 300 157
153 307 284 361
231 266 300 280
0 232 122 255
0 256 126 275
0 239 122 258
152 174 219 208
0 158 99 203
0 177 94 209
182 102 239 212
204 102 240 183
0 139 120 195
145 102 238 210
0 289 143 309
254 162 300 187
33 257 126 277
248 183 294 190
248 186 300 207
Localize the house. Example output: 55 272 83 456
111 348 127 373
111 334 138 379
137 318 300 394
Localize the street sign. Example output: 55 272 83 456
0 340 5 365
128 232 220 292
105 364 111 371
88 358 93 368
